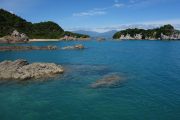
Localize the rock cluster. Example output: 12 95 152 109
0 44 85 51
0 45 58 51
0 59 64 80
1 30 29 43
61 44 85 50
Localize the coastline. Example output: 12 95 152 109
29 39 61 42
29 38 91 42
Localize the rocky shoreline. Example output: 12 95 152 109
0 46 58 51
113 25 180 40
0 59 64 80
116 33 180 40
0 44 85 51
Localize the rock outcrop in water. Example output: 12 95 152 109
61 44 85 50
0 59 64 80
90 74 123 88
0 44 86 51
0 45 58 51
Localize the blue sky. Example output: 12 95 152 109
0 0 180 32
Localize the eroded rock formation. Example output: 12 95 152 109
61 44 85 50
0 59 64 80
1 30 29 43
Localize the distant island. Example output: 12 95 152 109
0 9 89 43
113 24 180 40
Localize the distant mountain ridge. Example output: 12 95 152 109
72 30 117 38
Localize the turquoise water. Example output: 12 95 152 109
0 40 180 120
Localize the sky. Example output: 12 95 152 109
0 0 180 32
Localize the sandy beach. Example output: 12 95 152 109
29 39 61 42
29 38 91 42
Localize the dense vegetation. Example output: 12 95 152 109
64 31 89 38
113 24 180 39
0 9 89 39
31 21 64 39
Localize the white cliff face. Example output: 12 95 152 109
173 33 180 39
119 34 134 39
134 34 142 39
118 32 180 40
119 34 142 40
161 33 180 40
161 33 170 40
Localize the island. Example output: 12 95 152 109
0 9 90 43
113 24 180 40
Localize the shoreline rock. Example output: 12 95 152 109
61 44 85 50
116 33 180 40
1 30 29 43
0 59 64 80
0 44 85 51
0 45 58 51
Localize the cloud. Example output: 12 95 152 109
73 0 126 17
73 9 106 17
114 3 125 8
140 19 180 25
66 19 180 33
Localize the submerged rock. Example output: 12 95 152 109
90 74 123 88
61 44 85 50
0 59 64 80
96 37 106 41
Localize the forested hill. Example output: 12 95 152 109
0 9 89 39
113 24 180 40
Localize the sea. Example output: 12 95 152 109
0 40 180 120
